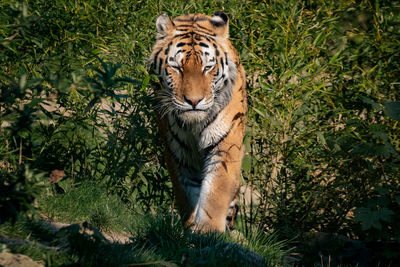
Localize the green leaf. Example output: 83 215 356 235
360 96 382 111
375 186 389 196
252 107 266 118
140 75 151 91
376 208 394 223
19 74 26 90
316 131 326 146
354 207 381 230
354 206 394 231
352 143 396 158
383 100 400 121
329 49 343 64
242 155 251 172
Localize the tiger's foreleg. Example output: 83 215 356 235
193 133 244 232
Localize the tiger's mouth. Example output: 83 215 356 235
168 95 214 123
177 109 208 122
182 108 207 112
176 98 213 115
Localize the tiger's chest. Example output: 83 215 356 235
166 111 230 173
167 119 203 171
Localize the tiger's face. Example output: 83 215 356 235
150 12 237 124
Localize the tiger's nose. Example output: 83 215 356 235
184 96 204 109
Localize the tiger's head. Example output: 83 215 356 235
149 12 238 124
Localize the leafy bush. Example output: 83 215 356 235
237 1 400 264
0 166 46 223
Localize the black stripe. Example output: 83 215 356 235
166 138 200 171
194 17 208 22
192 32 215 41
174 18 192 22
158 58 163 74
204 125 233 154
177 42 187 47
176 24 193 28
225 52 228 65
168 146 181 163
195 29 216 36
195 23 213 33
202 35 212 42
173 113 186 129
169 117 182 130
168 148 197 170
221 161 227 171
173 33 192 39
212 41 224 58
232 112 244 122
199 42 209 48
214 74 224 85
176 27 192 32
170 129 190 151
154 48 162 59
153 48 162 69
179 35 192 40
169 126 190 151
165 41 173 55
200 111 219 134
204 209 213 219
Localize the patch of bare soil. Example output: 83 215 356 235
0 252 44 267
38 219 132 244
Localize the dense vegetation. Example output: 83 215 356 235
1 0 399 266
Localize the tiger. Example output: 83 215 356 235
149 11 247 232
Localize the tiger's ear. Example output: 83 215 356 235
210 11 229 38
156 13 175 39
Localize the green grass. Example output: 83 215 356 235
1 181 290 266
39 181 141 233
